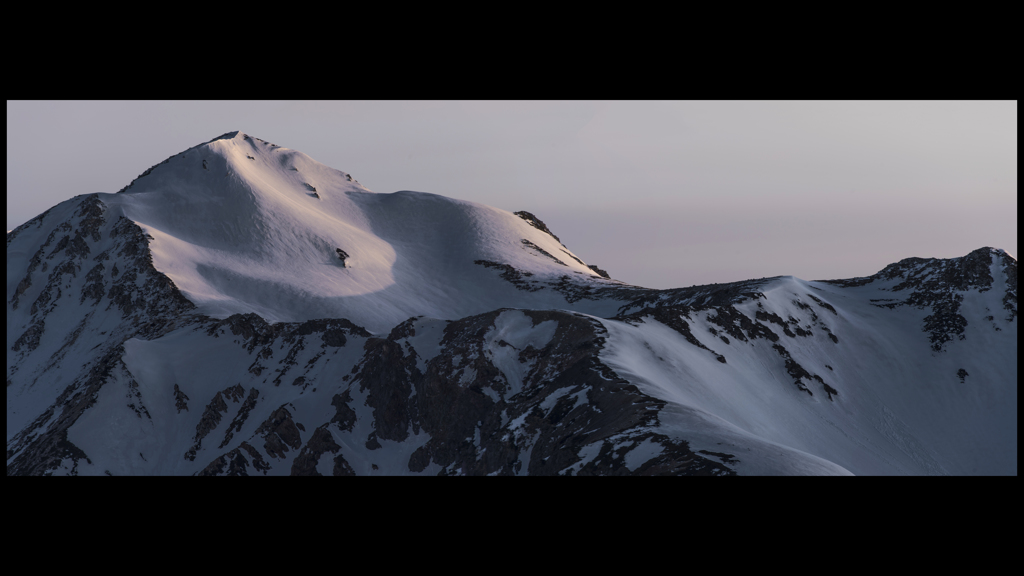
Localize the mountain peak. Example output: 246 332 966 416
89 135 610 330
986 247 1015 261
115 132 291 194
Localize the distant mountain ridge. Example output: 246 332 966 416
7 133 1016 475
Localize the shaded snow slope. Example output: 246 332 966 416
97 132 611 330
7 195 195 441
598 267 1016 475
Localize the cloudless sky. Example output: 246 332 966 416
6 100 1017 288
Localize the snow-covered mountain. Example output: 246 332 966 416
7 132 1016 475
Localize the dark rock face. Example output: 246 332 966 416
614 278 771 317
184 306 737 476
807 293 837 315
560 249 586 266
514 211 561 244
219 388 259 448
197 441 269 476
471 258 649 307
474 260 543 292
823 247 1016 352
336 309 733 476
998 251 1017 322
355 337 420 443
185 384 245 461
255 405 303 459
12 321 45 353
756 308 797 338
618 305 727 363
772 343 836 399
588 264 610 279
521 239 567 266
331 390 358 431
173 384 189 413
290 426 342 476
548 275 598 304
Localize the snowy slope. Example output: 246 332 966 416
7 195 195 443
97 131 617 331
7 132 1016 475
598 263 1016 475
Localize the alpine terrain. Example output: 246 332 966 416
7 132 1017 475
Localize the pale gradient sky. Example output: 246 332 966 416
6 100 1017 289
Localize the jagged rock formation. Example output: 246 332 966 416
818 247 1017 351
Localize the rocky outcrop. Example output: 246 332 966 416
290 426 344 476
521 239 567 266
173 384 189 413
185 384 245 461
474 260 543 292
219 388 259 448
338 309 734 475
197 442 270 476
824 247 1016 351
255 405 303 459
514 211 561 244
